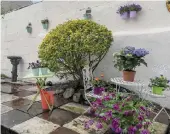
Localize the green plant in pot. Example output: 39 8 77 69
41 18 49 30
113 46 149 82
149 75 170 95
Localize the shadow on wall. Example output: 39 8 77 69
94 31 170 83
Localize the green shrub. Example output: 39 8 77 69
38 19 113 87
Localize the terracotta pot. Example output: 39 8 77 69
123 70 136 82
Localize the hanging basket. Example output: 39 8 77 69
41 19 49 30
26 23 32 34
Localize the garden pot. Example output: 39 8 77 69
123 70 136 82
40 68 48 75
152 86 164 95
40 90 54 110
26 27 32 34
32 68 39 76
120 12 128 19
42 23 49 30
130 11 137 18
93 87 104 95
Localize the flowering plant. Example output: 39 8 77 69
113 46 149 71
117 5 129 15
28 60 47 69
129 4 142 12
149 75 170 89
85 93 153 134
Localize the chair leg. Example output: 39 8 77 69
153 107 164 121
163 108 170 119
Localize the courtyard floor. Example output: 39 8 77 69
1 82 170 134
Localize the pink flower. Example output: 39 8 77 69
96 122 103 129
113 104 119 111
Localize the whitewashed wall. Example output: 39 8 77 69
1 1 170 83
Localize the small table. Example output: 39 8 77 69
23 69 55 111
110 77 145 98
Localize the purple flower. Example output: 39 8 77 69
136 123 142 129
96 122 103 129
168 80 170 83
102 116 107 121
112 118 119 129
140 129 150 134
128 126 137 134
140 106 146 111
104 95 110 101
88 120 94 125
105 110 112 118
84 123 90 129
133 48 149 57
113 104 119 111
115 127 122 133
138 115 144 121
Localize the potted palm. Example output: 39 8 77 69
149 75 169 95
129 4 142 18
41 18 49 30
117 5 129 19
113 46 149 82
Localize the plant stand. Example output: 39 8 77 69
23 68 55 111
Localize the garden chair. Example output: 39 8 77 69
82 65 103 107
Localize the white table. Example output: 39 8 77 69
110 77 145 98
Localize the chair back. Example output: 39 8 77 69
82 65 93 90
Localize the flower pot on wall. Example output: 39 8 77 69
152 86 164 95
120 12 128 19
130 11 137 18
42 23 49 30
123 71 136 82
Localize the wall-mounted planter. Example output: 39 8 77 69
130 11 137 18
121 12 128 19
26 23 32 34
83 7 92 20
41 19 49 30
117 4 142 19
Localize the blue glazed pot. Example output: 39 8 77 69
40 68 48 75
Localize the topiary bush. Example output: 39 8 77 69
38 19 113 87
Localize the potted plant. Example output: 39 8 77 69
93 75 106 95
85 93 153 134
113 46 149 82
117 5 129 19
149 75 169 95
28 60 48 76
26 23 32 34
129 3 142 18
41 18 49 30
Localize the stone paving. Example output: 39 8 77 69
1 84 169 134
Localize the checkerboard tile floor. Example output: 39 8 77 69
1 84 169 134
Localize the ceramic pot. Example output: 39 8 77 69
123 70 136 82
40 68 48 75
152 86 164 95
130 11 137 18
42 23 49 30
32 68 39 76
121 12 128 19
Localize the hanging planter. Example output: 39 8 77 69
26 23 32 34
83 7 92 20
41 18 49 30
129 4 142 18
117 5 129 19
